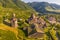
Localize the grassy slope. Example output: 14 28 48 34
45 6 60 13
0 0 36 40
0 29 17 40
0 24 25 40
0 0 36 23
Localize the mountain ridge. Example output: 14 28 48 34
27 2 60 14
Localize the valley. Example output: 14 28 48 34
0 0 60 40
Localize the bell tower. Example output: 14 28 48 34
11 13 18 28
31 13 36 19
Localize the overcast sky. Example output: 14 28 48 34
21 0 60 5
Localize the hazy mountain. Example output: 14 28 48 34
28 2 60 14
50 3 60 9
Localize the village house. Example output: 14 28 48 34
48 16 56 24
